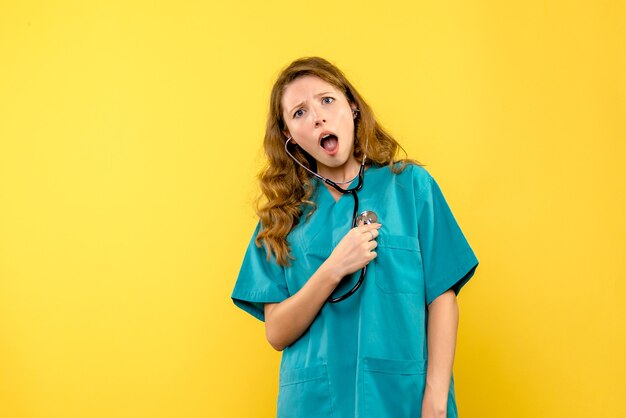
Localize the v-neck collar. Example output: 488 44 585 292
312 165 377 205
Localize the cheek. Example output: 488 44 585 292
341 114 356 134
292 122 312 137
285 121 301 136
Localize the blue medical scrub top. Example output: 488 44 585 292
231 164 479 418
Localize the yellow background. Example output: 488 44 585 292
1 1 624 417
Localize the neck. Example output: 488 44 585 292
318 156 362 186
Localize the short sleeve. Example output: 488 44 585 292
231 222 290 321
416 170 479 306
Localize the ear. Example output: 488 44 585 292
350 102 359 118
283 130 296 143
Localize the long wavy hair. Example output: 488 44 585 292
256 56 420 266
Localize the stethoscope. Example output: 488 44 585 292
284 136 378 303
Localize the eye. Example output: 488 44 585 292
293 109 304 118
322 97 334 104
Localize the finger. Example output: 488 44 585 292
363 229 376 242
369 240 378 250
360 226 379 241
356 222 381 232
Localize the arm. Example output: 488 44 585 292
264 222 381 351
422 289 459 418
264 263 341 351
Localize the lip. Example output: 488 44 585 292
318 130 337 145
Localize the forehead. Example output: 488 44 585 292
281 75 343 109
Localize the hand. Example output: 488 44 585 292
421 384 448 418
324 222 381 282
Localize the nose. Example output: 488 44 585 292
311 105 326 126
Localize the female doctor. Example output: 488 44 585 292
231 56 479 418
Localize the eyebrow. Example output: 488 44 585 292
287 91 334 116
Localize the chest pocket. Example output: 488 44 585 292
374 235 424 294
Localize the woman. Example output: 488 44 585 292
231 56 479 418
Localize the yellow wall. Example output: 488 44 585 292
1 1 624 417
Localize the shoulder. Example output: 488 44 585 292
381 161 434 191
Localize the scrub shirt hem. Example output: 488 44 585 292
426 251 479 306
232 291 289 322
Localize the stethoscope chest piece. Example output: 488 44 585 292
328 210 379 304
356 210 378 225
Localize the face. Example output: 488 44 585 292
281 75 358 178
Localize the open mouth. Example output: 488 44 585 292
320 133 339 153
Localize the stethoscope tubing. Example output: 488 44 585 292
283 137 370 303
